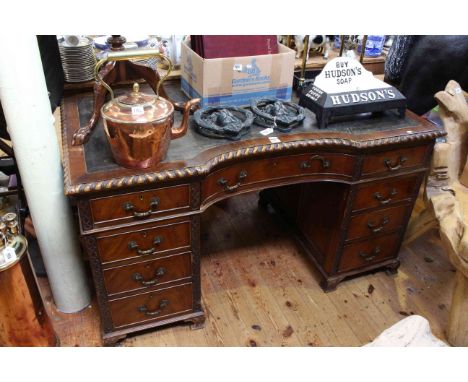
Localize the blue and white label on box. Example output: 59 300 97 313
181 78 292 108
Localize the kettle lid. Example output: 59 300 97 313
101 83 174 123
117 83 154 107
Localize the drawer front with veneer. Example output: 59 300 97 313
296 153 356 176
97 220 191 264
339 232 401 273
102 252 192 296
346 204 408 241
202 152 356 204
361 145 428 177
89 184 191 228
352 175 420 212
108 283 193 328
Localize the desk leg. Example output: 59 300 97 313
186 314 206 330
385 260 401 276
320 276 346 292
102 334 127 347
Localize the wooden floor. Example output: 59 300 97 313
38 191 455 346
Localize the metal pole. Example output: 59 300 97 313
298 35 310 90
0 35 90 313
360 35 368 63
339 35 345 57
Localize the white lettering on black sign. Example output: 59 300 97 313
330 89 396 105
305 86 323 102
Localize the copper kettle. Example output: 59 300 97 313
97 49 200 169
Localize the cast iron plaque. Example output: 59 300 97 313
299 57 406 128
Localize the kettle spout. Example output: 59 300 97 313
170 98 201 139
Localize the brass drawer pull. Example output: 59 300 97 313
132 267 166 286
384 156 407 171
359 246 381 262
367 216 389 233
373 188 398 205
123 197 160 218
300 155 331 170
138 299 169 316
128 236 162 256
217 170 248 193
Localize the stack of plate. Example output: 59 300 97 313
58 36 96 83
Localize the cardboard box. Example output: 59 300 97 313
180 41 295 107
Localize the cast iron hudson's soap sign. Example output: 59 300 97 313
299 57 406 128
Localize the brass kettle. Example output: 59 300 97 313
97 49 200 169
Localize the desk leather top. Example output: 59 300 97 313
61 81 445 196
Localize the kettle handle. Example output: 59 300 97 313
94 49 173 100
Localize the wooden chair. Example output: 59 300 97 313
406 80 468 346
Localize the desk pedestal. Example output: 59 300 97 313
260 169 424 291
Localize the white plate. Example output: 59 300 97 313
59 36 92 48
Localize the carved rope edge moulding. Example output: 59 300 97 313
62 129 445 196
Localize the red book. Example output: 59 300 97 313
199 35 278 59
191 35 205 57
190 35 199 55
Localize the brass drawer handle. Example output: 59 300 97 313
138 299 169 316
373 188 398 205
384 156 407 171
300 155 331 170
128 236 162 256
123 197 160 218
217 170 247 193
359 246 381 262
132 267 166 286
367 216 389 233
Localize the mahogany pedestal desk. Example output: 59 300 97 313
61 87 444 345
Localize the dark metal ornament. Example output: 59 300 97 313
193 106 254 140
250 98 306 132
299 83 407 129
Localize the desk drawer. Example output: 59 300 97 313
346 204 408 241
361 145 428 177
352 175 420 212
89 184 191 227
109 283 193 328
339 232 401 273
103 252 192 296
202 152 356 203
97 220 191 264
